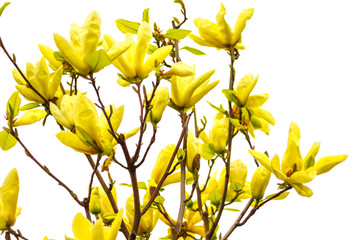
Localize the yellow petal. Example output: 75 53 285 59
216 3 233 45
291 183 313 197
72 213 92 240
251 165 271 200
248 149 272 171
32 57 50 96
188 33 216 48
289 170 316 184
12 69 26 85
270 154 287 181
15 85 45 103
151 145 177 184
289 121 301 140
310 154 347 175
232 8 254 44
134 22 152 76
38 44 62 69
246 93 269 108
252 108 275 126
184 70 216 106
48 65 63 99
236 73 258 106
56 131 97 155
106 39 132 61
107 208 124 240
81 11 102 59
194 18 225 48
13 109 47 127
281 130 303 172
139 45 173 78
91 219 105 240
163 62 195 77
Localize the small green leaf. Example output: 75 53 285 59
119 183 132 187
230 182 243 192
19 102 40 111
164 29 191 40
304 156 315 170
75 126 101 153
6 91 21 120
265 192 290 200
209 189 222 207
0 130 17 151
229 118 241 128
207 102 227 115
0 2 10 17
138 181 147 190
181 46 205 55
202 144 215 160
224 208 241 212
147 44 158 54
222 89 240 106
142 8 149 23
85 49 111 72
53 51 66 63
115 19 140 34
154 195 165 204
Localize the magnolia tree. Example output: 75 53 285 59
0 1 349 240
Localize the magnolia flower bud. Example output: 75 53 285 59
89 187 101 215
229 159 247 191
209 117 229 153
186 130 202 172
251 166 271 200
147 87 169 124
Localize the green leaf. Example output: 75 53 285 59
164 29 191 40
19 102 40 111
229 118 241 128
142 8 149 23
154 195 165 204
147 44 158 54
265 192 290 200
208 189 222 207
6 92 21 124
222 89 240 106
0 2 10 17
119 183 132 187
75 126 101 153
115 19 140 34
207 102 227 115
85 49 111 72
138 181 147 190
202 144 215 160
53 51 66 63
224 208 241 212
230 182 243 192
0 130 17 151
180 46 205 55
250 116 262 129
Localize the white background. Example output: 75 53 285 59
0 0 359 239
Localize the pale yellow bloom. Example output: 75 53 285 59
251 166 271 200
56 95 124 155
13 57 63 104
190 4 254 50
234 73 275 137
170 66 218 109
146 86 169 124
103 22 172 83
53 11 101 75
65 210 124 240
0 168 21 230
249 122 347 197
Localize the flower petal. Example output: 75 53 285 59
72 213 92 240
134 22 152 76
232 8 254 44
139 45 173 78
310 154 347 175
248 149 272 171
56 131 97 155
216 3 233 44
291 183 313 197
289 170 316 184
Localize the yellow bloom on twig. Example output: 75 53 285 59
249 122 347 197
190 4 254 50
0 168 21 230
53 11 102 75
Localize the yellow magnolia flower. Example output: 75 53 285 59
249 122 348 197
125 195 159 238
53 11 101 75
13 57 63 104
65 210 124 240
170 67 219 109
234 73 275 137
159 209 205 239
146 86 169 125
190 4 254 50
251 166 271 200
0 168 21 230
200 115 229 154
186 130 202 173
13 109 47 127
56 95 124 155
50 93 83 131
103 22 173 84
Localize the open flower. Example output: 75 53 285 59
0 168 21 230
13 57 63 104
65 210 124 240
233 73 275 137
249 122 348 197
170 66 218 109
56 95 124 155
103 22 172 84
53 11 101 75
189 4 254 50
